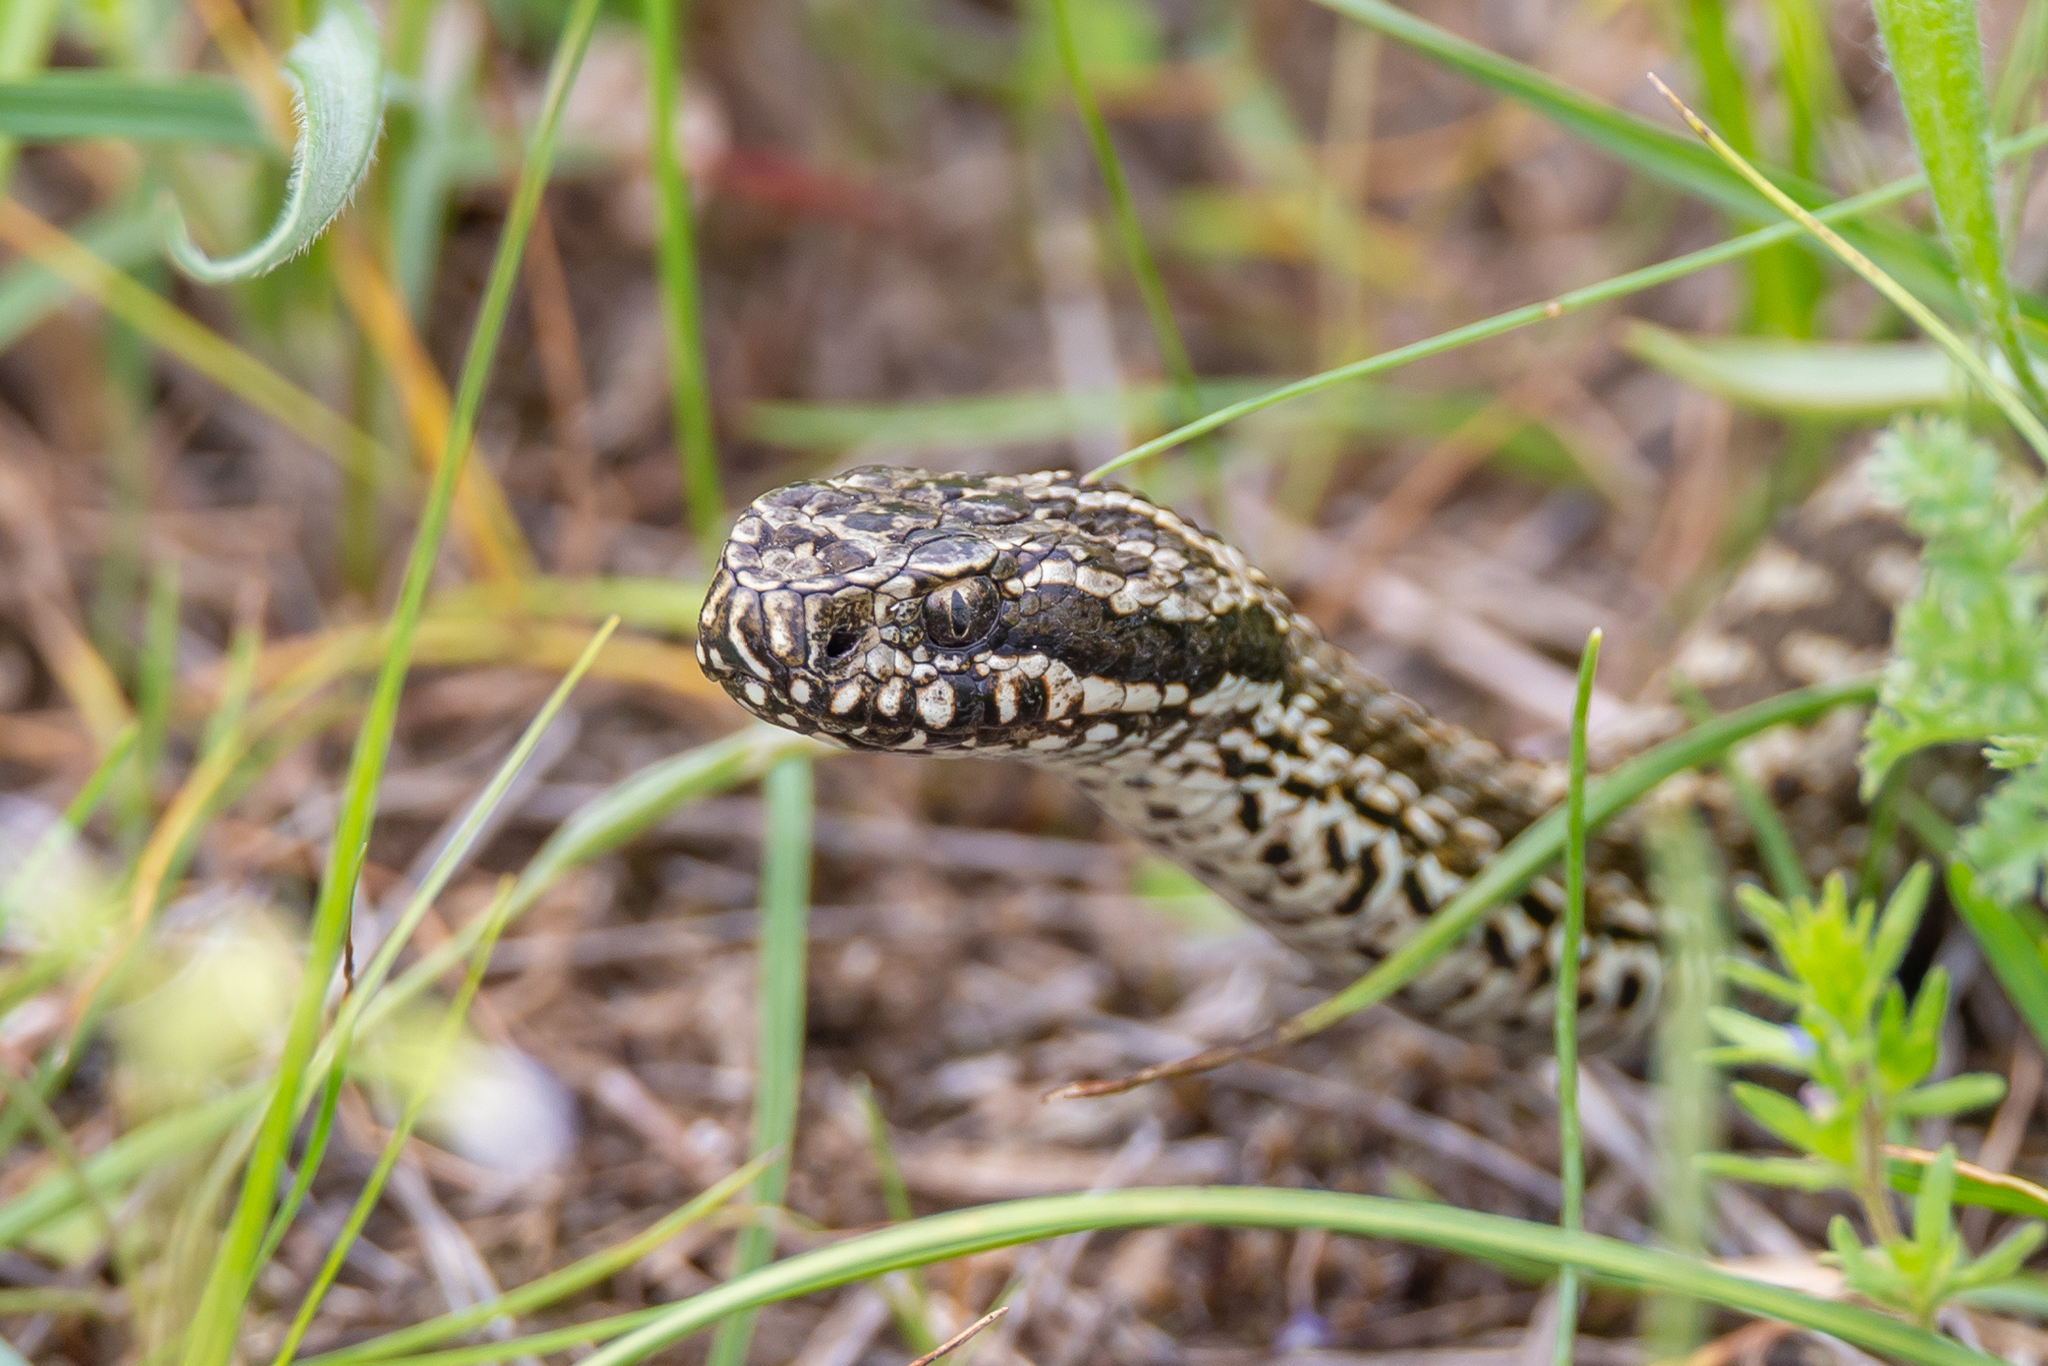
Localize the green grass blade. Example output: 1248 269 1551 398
1085 119 2048 480
1763 0 1852 181
525 1188 2000 1366
0 1087 258 1248
1670 678 1811 899
269 881 518 1365
1947 862 2048 1056
641 0 725 555
707 754 815 1366
1675 0 1821 337
179 0 607 1357
0 73 267 145
1044 0 1203 467
334 725 829 1084
1650 77 2048 469
254 1061 343 1271
1871 0 2048 412
331 617 620 1049
1994 0 2048 135
1551 630 1599 1366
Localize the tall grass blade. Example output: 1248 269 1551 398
707 754 815 1366
321 617 620 1085
1948 863 2048 1056
179 0 607 1356
268 879 518 1365
1045 0 1204 467
1550 629 1600 1366
1676 0 1819 337
853 1075 937 1353
1870 0 2047 412
1763 0 1851 182
641 0 725 554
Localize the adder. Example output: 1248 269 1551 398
693 461 1923 1053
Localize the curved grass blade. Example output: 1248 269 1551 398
390 1187 1999 1366
168 0 384 282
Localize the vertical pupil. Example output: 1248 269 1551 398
949 590 971 636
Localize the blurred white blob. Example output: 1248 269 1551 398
424 1043 578 1181
112 893 301 1113
0 796 116 961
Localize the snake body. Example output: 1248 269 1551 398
695 465 1916 1052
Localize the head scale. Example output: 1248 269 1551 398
696 467 1294 753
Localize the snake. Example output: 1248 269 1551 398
694 463 1922 1053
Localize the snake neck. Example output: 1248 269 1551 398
1034 611 1664 1051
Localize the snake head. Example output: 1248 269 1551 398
695 466 1292 753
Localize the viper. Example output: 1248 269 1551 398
694 463 1922 1053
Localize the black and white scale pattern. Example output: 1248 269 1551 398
697 467 1678 1051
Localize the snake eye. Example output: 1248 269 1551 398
923 577 999 648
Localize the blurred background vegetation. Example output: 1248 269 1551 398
1 0 2048 1359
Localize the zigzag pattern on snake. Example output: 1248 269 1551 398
694 459 1925 1053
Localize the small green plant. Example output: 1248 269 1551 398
1701 869 2036 1324
1830 1145 2044 1327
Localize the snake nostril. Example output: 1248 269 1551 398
823 625 864 660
